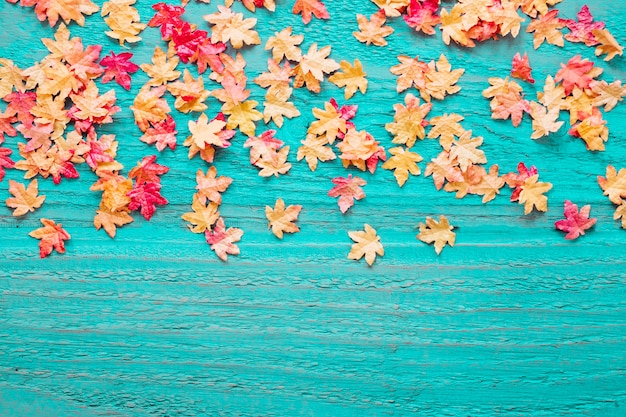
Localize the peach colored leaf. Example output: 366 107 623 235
417 215 455 255
427 113 465 151
389 55 429 93
348 224 384 266
555 200 596 240
449 131 486 172
265 27 303 62
188 113 231 150
296 134 336 171
440 7 474 47
5 179 45 216
205 217 243 261
328 174 366 213
537 75 566 111
262 86 300 128
182 194 220 233
196 166 232 205
131 85 171 132
299 43 339 82
518 174 552 214
266 198 302 239
491 90 531 127
29 218 70 258
256 146 292 177
529 102 563 139
292 0 329 25
140 46 181 87
140 116 177 152
613 202 626 229
598 165 626 205
425 150 463 190
422 54 464 102
167 69 210 113
385 93 432 148
353 10 394 46
590 80 626 112
381 146 423 187
223 100 263 137
94 208 133 238
526 9 565 49
204 6 261 49
592 29 623 61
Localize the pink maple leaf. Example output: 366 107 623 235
4 92 36 125
128 155 169 185
563 5 605 46
328 174 366 213
0 147 15 182
191 38 226 74
554 55 596 95
404 0 441 35
555 200 596 240
100 51 140 91
511 52 534 84
293 0 329 25
171 22 208 64
148 2 186 40
502 162 538 202
140 116 177 152
127 181 168 221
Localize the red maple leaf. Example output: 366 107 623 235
366 144 387 174
148 2 186 40
328 174 366 213
29 219 71 258
190 38 226 74
404 0 441 35
171 22 208 64
4 92 36 125
554 55 596 95
127 181 168 221
467 20 499 42
0 111 18 141
84 136 114 169
128 155 169 185
503 162 538 202
511 52 534 84
100 51 140 91
555 200 596 240
293 0 329 25
0 147 15 182
563 5 605 46
140 116 177 152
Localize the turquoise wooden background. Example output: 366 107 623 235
1 0 626 416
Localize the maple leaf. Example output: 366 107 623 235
563 5 605 46
128 155 169 185
569 113 608 152
140 46 181 87
265 27 303 62
590 80 626 113
34 0 99 27
598 165 626 205
191 38 227 75
614 203 626 229
262 86 301 128
205 217 243 261
5 179 45 216
94 208 133 238
140 116 177 152
308 101 347 145
127 182 168 221
482 76 523 99
223 100 263 136
503 162 538 202
328 60 368 100
389 55 429 93
471 165 506 203
299 43 339 82
537 75 566 111
529 101 563 139
29 218 71 258
102 0 146 45
347 224 384 266
554 55 601 95
422 54 465 102
510 53 534 84
519 0 562 18
204 6 261 49
196 166 232 205
425 150 464 190
293 0 329 25
371 0 409 18
526 9 565 49
417 215 455 255
382 146 423 187
554 200 596 240
592 29 624 62
449 131 486 172
255 60 293 92
170 22 209 64
68 81 120 130
491 90 531 127
328 174 366 213
353 10 394 47
296 134 336 171
427 113 465 151
518 174 552 214
182 195 220 233
100 51 139 91
443 164 485 199
188 113 232 150
440 7 475 48
244 130 284 165
265 198 302 239
336 129 381 172
131 85 171 132
385 93 432 148
404 0 441 35
0 59 26 99
256 146 292 177
148 3 185 39
167 69 210 114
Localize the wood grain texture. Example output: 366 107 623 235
1 1 626 416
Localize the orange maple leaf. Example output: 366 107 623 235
29 218 71 258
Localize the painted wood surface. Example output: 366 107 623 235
1 1 626 416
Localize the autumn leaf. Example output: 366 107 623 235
131 85 171 132
33 0 99 27
328 59 368 100
337 129 382 172
404 0 441 35
328 174 366 213
266 198 302 239
510 53 534 84
128 155 169 185
590 80 626 112
140 46 181 87
29 218 71 258
371 0 409 18
598 165 626 205
182 195 220 233
389 55 429 93
347 224 384 266
262 86 300 128
537 75 566 111
101 0 146 45
592 29 623 61
196 166 232 205
127 181 168 221
529 101 563 139
308 101 347 145
256 146 292 177
204 6 261 49
353 10 394 47
205 217 243 261
439 7 474 48
265 27 303 62
554 55 601 96
554 200 596 240
385 93 432 148
5 179 45 216
188 113 232 150
382 146 423 187
140 116 177 152
427 113 465 151
167 69 210 113
416 215 455 255
503 162 538 202
293 0 329 25
298 43 339 82
100 51 139 91
563 5 605 46
526 9 566 49
449 131 486 172
422 54 464 102
94 208 133 238
518 174 552 214
425 150 463 190
491 89 531 127
222 100 263 136
296 134 336 171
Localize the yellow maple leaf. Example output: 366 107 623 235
614 202 626 229
256 146 292 177
537 75 566 111
427 113 466 150
140 46 181 87
417 215 455 255
69 81 117 121
182 194 220 233
5 179 46 217
348 224 384 266
526 9 565 49
0 59 26 98
101 0 146 45
592 29 623 62
440 6 474 47
590 80 626 112
422 54 464 102
598 165 626 205
262 86 300 128
265 198 302 239
471 164 506 203
385 93 432 148
389 55 430 93
371 0 409 18
328 59 368 100
308 101 346 145
449 131 486 172
518 174 552 214
353 10 394 46
131 85 171 132
187 113 230 150
381 146 423 187
265 27 303 62
575 118 608 152
41 0 100 27
94 208 133 238
167 69 210 113
337 129 379 171
296 134 336 171
223 100 263 136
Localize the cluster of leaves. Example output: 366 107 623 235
1 0 625 262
